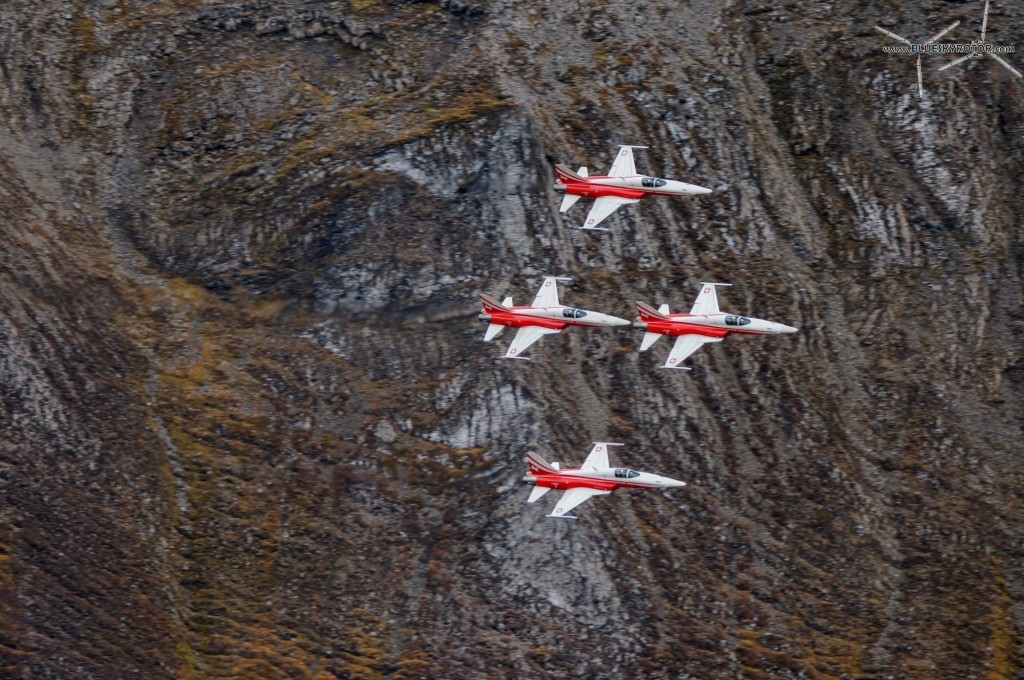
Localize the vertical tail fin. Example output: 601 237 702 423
636 301 670 321
554 164 586 183
525 450 558 474
480 294 511 314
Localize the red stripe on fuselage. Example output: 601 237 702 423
481 308 612 330
530 472 651 491
640 320 729 338
559 180 646 201
480 311 567 331
638 316 769 338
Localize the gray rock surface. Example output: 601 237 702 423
1 0 1022 678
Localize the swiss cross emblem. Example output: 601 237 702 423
587 219 595 225
544 281 551 287
669 358 677 364
704 287 710 293
620 149 627 155
510 348 517 354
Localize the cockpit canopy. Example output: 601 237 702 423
725 316 751 326
614 468 640 479
562 308 587 319
641 177 667 188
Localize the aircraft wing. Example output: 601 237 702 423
581 442 616 471
548 487 611 518
607 146 638 177
689 283 723 315
531 277 561 308
581 196 640 230
504 325 562 359
664 334 722 369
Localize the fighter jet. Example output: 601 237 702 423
479 277 629 360
553 145 712 231
634 282 798 370
523 442 686 519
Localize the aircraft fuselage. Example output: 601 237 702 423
554 174 711 200
479 306 630 330
522 467 685 492
634 313 798 338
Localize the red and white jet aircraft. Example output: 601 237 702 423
479 277 629 360
634 282 798 370
553 145 712 231
523 442 686 519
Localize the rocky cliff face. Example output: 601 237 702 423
2 0 1022 678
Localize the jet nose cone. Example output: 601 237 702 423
668 479 687 488
607 315 631 327
780 324 798 333
675 181 711 196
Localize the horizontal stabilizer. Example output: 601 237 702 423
658 304 669 315
502 296 513 307
577 166 588 178
559 194 582 213
640 332 662 352
484 323 505 342
528 486 551 503
480 293 510 313
636 301 670 320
